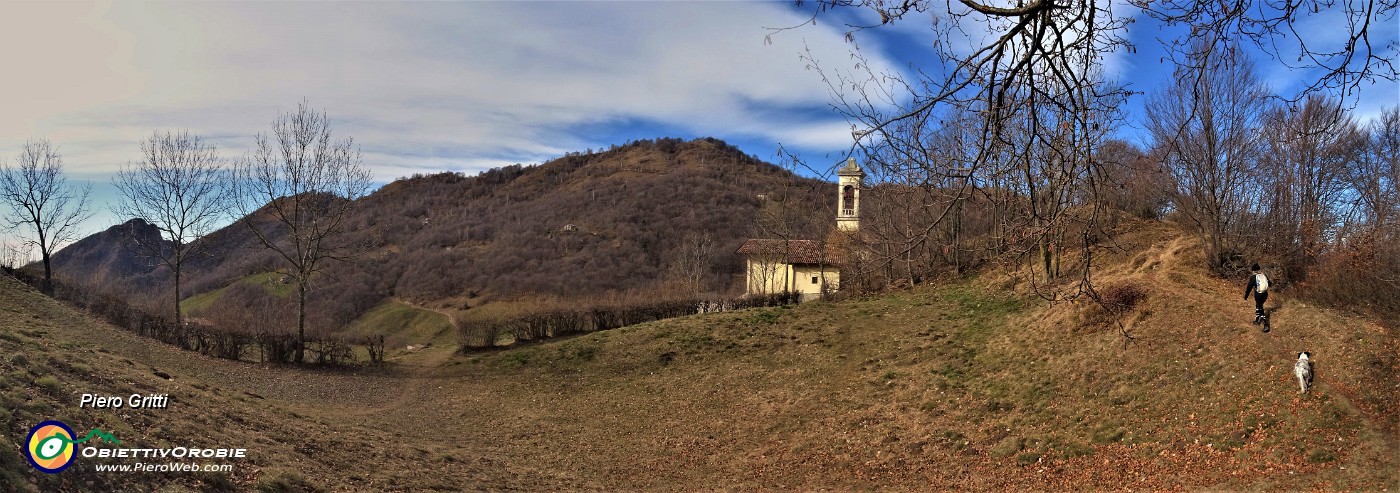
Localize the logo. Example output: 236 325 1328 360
25 420 78 473
24 421 122 474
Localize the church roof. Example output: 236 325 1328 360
736 239 830 265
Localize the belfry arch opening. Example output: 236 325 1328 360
842 185 855 216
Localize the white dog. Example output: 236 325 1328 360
1294 352 1313 394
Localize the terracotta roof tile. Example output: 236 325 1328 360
736 239 830 264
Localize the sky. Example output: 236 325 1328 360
1 0 1396 258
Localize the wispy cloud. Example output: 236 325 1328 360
1 1 890 187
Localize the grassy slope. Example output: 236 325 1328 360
0 275 586 492
182 273 457 350
3 219 1397 491
180 272 293 315
424 228 1397 490
341 299 456 349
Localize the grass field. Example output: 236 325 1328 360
2 220 1397 491
180 272 294 315
341 299 456 350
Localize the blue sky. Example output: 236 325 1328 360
0 0 1396 256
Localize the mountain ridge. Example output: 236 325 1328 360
50 137 831 333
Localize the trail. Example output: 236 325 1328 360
1140 229 1399 448
303 301 463 420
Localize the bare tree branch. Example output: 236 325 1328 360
113 130 234 326
0 139 94 292
234 100 373 363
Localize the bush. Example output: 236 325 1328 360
306 337 354 365
363 335 386 364
1299 234 1400 321
7 270 377 366
1099 283 1147 313
457 292 802 351
1081 282 1148 330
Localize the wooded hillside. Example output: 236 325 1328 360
50 137 829 333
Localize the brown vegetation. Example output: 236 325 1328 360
52 137 826 343
458 291 801 349
5 267 377 365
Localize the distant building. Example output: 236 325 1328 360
736 238 839 300
738 158 864 301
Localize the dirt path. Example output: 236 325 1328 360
1143 232 1400 454
310 344 459 421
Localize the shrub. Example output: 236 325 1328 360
306 337 354 365
1099 283 1147 313
1081 282 1148 330
7 270 379 366
1300 234 1400 321
457 292 803 351
363 335 386 364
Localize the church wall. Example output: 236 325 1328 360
791 265 839 300
745 255 790 295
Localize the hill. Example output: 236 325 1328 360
50 137 830 335
5 218 1397 490
41 219 169 294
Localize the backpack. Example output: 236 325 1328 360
1255 273 1270 293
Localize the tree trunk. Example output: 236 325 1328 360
1202 230 1222 272
174 264 182 327
41 249 53 294
1040 235 1054 281
296 280 307 364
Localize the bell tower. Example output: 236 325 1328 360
836 157 865 232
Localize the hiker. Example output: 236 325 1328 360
1243 263 1271 327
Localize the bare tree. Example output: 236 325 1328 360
113 130 234 326
766 0 1391 340
771 0 1133 302
668 232 717 295
1254 96 1366 279
774 1 1392 127
235 100 373 363
1348 106 1400 236
0 139 94 292
1095 140 1172 220
1 238 32 270
1132 0 1396 102
1147 43 1271 273
744 181 829 295
769 0 1393 286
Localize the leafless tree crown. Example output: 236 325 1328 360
765 0 1394 330
0 138 94 290
235 100 373 363
113 130 234 324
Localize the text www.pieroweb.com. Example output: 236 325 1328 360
92 462 234 473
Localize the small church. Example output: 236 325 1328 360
737 158 864 301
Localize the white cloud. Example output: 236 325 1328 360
0 0 893 187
